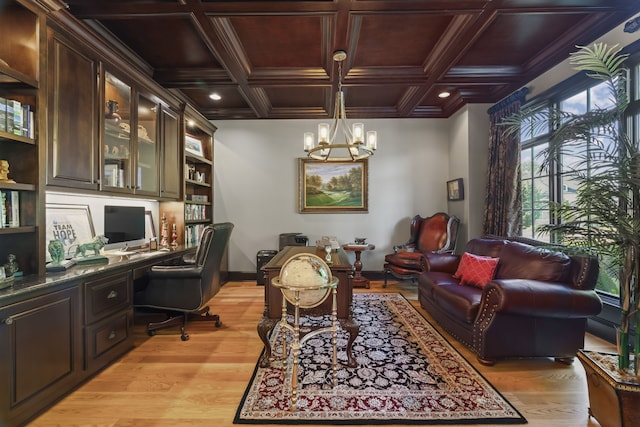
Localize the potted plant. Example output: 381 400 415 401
503 42 639 427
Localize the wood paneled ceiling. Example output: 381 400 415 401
62 0 639 120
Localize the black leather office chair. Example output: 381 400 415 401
134 222 234 341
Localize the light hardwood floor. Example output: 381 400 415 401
29 280 613 427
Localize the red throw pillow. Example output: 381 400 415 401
453 252 499 288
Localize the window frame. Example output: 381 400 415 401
518 46 640 342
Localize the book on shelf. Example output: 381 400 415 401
8 99 22 136
0 97 6 132
0 190 19 227
0 97 33 138
185 223 206 247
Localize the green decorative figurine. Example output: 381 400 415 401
46 240 76 272
4 254 19 277
48 240 65 265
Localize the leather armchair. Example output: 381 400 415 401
134 222 234 341
383 212 460 287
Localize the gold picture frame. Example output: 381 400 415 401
298 158 368 213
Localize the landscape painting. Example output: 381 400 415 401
298 158 368 213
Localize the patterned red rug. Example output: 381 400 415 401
234 293 526 424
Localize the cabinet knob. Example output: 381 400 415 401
107 290 118 299
3 317 14 325
108 331 117 340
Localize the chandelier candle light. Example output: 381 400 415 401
303 50 377 161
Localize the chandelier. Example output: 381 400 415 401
303 50 377 161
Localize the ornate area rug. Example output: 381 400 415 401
234 293 526 424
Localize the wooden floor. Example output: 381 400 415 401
28 280 613 427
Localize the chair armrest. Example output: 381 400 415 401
182 253 196 265
421 252 460 274
148 265 203 279
481 279 603 318
393 243 416 253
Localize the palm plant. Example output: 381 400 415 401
503 43 639 373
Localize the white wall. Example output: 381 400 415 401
213 118 452 273
46 192 159 238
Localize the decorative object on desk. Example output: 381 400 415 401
4 254 20 277
149 237 158 251
302 50 377 162
45 204 95 263
46 239 76 272
72 235 109 266
105 99 121 121
160 212 169 248
145 210 156 240
299 158 368 213
0 159 16 183
171 223 178 248
0 266 13 290
185 134 204 157
73 235 108 258
235 293 526 424
324 245 332 265
354 237 366 244
446 177 464 201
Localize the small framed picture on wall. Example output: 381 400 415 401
447 178 464 201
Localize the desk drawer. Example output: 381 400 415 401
84 272 131 324
84 308 133 372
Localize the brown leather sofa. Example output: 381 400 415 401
417 236 602 365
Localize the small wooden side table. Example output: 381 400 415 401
342 243 375 289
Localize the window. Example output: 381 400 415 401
519 53 640 299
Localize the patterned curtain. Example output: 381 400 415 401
482 87 528 237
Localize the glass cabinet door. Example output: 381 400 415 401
136 95 158 194
103 72 132 189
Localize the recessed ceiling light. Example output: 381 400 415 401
209 93 222 101
438 91 451 98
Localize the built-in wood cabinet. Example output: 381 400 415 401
0 0 47 277
0 286 83 427
160 106 181 199
161 106 215 247
47 29 98 190
83 271 133 373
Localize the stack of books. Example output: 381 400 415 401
0 191 19 227
0 97 35 139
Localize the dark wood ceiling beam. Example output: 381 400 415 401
422 14 478 75
154 68 231 87
397 3 499 115
521 11 634 81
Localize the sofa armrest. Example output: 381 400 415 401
481 279 603 318
148 264 204 279
421 252 460 274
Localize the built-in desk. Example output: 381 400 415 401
0 246 196 427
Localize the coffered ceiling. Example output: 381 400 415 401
62 0 639 120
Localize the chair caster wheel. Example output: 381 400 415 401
181 333 189 341
215 319 222 327
148 330 156 337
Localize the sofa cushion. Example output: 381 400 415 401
418 271 461 300
431 283 482 324
384 251 423 269
465 238 506 258
453 252 500 288
495 241 571 283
